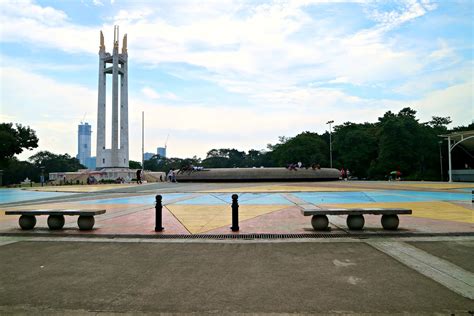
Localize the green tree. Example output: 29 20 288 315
270 132 328 167
202 148 246 168
1 158 37 186
429 116 452 128
0 123 38 164
29 151 85 180
144 156 201 172
244 149 273 167
369 108 426 179
332 122 378 178
129 160 142 169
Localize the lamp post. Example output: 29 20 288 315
438 141 443 182
40 166 45 187
326 120 334 168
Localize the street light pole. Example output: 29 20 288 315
326 120 334 168
40 166 45 187
448 136 452 183
438 141 443 181
142 111 144 170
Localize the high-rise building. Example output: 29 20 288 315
144 152 154 161
77 123 92 169
157 147 166 158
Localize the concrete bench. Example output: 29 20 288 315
301 208 412 231
5 209 106 231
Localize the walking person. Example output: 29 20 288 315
136 169 142 184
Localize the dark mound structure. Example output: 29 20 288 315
176 167 340 182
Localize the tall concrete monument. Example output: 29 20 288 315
96 26 129 168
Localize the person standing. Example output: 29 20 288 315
136 169 142 184
172 168 177 183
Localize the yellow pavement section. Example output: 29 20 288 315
322 201 473 224
24 184 138 193
166 204 289 234
201 185 365 193
383 183 474 190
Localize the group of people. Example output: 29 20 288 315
177 164 204 174
286 162 321 171
340 168 351 180
167 168 177 182
86 175 97 185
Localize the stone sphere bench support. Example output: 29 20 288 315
6 209 106 231
302 208 412 231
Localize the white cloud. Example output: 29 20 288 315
141 86 161 99
141 87 179 100
429 39 456 61
0 66 97 160
1 0 68 26
92 0 104 7
412 81 474 125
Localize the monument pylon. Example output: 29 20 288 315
96 25 129 169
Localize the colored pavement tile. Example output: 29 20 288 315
24 184 139 193
174 194 228 205
200 184 366 193
79 193 191 205
293 190 471 204
95 207 189 235
0 189 77 204
212 193 294 205
321 201 473 224
367 190 471 202
386 183 474 190
166 204 290 234
205 206 342 234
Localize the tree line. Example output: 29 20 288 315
144 107 472 180
1 107 472 185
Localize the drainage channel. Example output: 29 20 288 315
1 232 473 239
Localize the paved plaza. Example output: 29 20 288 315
0 181 473 314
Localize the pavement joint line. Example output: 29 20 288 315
95 205 153 222
164 205 192 235
163 193 203 205
366 240 474 299
82 194 200 222
0 240 19 247
279 193 303 205
328 215 350 233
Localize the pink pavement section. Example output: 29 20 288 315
1 203 472 236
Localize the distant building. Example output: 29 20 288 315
157 147 166 158
144 152 155 161
86 156 96 170
77 123 94 169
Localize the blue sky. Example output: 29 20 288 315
1 0 472 161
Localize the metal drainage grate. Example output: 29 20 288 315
142 232 474 239
1 232 473 239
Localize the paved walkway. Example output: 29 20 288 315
0 236 473 314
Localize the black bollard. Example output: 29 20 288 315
155 195 164 232
231 194 239 232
